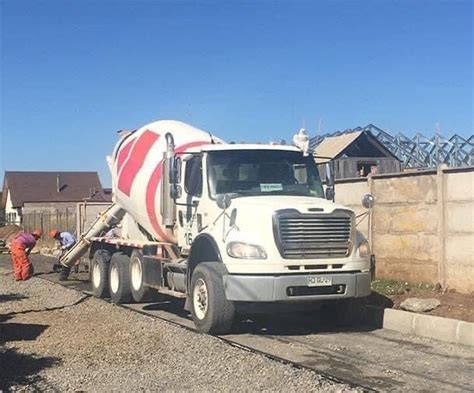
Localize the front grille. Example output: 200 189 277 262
275 210 353 259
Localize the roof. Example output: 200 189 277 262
314 131 363 162
1 171 109 208
313 130 400 163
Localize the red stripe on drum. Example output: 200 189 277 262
117 139 134 173
118 130 159 196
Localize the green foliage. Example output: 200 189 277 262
371 279 436 296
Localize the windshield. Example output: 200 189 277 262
207 150 324 199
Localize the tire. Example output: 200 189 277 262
90 250 111 298
129 250 153 302
331 298 366 327
108 252 132 304
190 262 235 334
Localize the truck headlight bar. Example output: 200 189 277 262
227 242 267 259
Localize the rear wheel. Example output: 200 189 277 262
109 252 132 304
129 250 154 302
90 250 111 298
190 262 234 334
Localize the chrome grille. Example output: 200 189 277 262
275 211 353 259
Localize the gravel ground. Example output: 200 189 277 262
0 266 357 392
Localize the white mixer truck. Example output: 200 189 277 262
59 120 374 334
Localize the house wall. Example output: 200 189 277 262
5 190 21 224
334 157 401 179
334 166 474 293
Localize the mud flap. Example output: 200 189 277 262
184 296 191 311
370 254 376 281
142 256 163 287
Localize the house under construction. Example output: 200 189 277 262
310 124 473 179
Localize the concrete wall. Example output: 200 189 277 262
76 202 112 235
334 166 474 294
371 172 439 285
334 178 370 238
443 170 474 293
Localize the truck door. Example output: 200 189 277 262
177 155 203 253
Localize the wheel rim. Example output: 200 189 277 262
110 263 119 294
193 278 208 320
131 257 142 291
92 262 101 289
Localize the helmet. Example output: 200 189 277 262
32 229 43 238
49 229 60 238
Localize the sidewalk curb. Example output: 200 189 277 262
375 307 474 347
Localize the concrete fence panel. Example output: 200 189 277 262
443 169 474 293
335 167 474 293
334 179 370 238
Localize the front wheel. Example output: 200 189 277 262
190 263 234 335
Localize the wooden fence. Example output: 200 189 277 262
22 209 77 247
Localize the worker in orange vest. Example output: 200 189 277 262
10 229 43 281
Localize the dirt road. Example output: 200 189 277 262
1 255 473 391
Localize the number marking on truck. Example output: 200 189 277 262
185 233 193 246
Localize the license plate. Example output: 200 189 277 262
307 276 332 287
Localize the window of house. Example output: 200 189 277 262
357 162 377 177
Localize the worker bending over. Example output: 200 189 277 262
10 229 43 281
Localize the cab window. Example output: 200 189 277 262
184 155 202 197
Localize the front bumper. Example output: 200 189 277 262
223 272 371 302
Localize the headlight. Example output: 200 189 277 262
358 241 371 257
227 242 267 259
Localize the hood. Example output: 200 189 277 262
228 195 353 215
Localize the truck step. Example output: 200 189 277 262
155 287 187 299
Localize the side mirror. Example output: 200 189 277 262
169 157 181 184
362 194 375 209
325 187 335 201
216 194 232 210
325 161 335 187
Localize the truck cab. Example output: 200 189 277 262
173 143 372 332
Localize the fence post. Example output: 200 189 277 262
367 175 374 248
437 164 448 289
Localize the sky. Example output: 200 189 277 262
1 0 472 186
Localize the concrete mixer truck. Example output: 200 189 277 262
59 120 374 334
